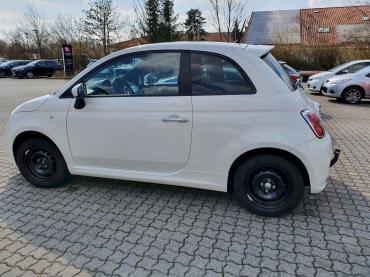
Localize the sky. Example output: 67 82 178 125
0 0 353 40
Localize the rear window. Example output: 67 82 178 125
263 54 295 91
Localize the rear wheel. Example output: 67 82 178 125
233 154 305 217
0 70 5 77
342 87 362 104
16 138 69 188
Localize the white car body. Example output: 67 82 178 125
6 42 335 215
307 60 370 93
322 66 370 103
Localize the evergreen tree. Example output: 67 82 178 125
184 9 206 41
231 20 241 42
158 0 179 42
143 0 160 42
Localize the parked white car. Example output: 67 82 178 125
6 42 339 216
322 66 370 104
308 60 370 93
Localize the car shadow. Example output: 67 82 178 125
327 99 370 106
1 171 368 274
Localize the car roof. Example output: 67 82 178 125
115 42 274 58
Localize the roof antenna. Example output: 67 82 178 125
236 18 247 43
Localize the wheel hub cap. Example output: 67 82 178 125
248 168 291 206
26 149 56 179
345 89 361 103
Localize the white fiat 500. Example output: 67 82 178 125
6 42 339 216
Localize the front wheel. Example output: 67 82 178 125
16 138 69 188
26 71 34 79
233 154 305 217
343 87 362 104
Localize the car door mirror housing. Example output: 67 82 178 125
71 83 86 98
71 83 86 109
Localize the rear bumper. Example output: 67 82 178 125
297 134 333 193
330 149 340 167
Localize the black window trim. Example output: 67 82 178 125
188 50 256 96
60 50 187 99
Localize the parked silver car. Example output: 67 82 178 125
322 66 370 104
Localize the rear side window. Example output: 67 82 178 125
191 53 255 95
263 54 295 91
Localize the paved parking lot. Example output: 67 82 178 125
0 78 369 276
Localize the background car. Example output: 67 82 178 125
0 60 30 77
12 60 62 78
0 58 8 65
308 60 370 93
279 61 303 88
322 66 370 104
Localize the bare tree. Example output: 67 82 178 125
20 7 50 58
82 0 124 56
208 0 248 41
131 0 147 39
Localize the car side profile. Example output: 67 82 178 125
6 42 339 216
308 60 370 93
322 66 370 104
0 60 30 77
12 60 62 78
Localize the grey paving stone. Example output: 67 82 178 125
0 82 370 276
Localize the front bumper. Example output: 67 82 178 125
12 70 26 77
307 79 324 92
322 83 342 98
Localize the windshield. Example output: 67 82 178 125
263 54 295 91
328 62 352 72
27 60 40 66
0 61 14 67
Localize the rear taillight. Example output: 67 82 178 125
290 75 299 81
301 110 325 138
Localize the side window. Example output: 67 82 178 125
84 52 181 97
191 53 254 95
338 63 370 75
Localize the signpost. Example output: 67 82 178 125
62 44 74 77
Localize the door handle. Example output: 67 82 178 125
162 115 189 123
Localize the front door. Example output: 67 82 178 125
67 51 192 173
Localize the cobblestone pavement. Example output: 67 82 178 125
0 79 369 276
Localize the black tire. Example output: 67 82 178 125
15 138 69 188
342 87 362 104
233 154 305 217
26 71 34 79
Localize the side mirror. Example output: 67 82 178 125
71 83 86 109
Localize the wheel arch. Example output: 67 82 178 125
227 147 310 193
12 131 60 160
341 85 365 98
